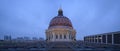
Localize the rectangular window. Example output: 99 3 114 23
107 34 112 44
102 35 106 43
114 33 120 44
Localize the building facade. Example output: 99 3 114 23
84 31 120 45
4 35 11 41
46 8 76 42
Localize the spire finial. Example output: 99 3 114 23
58 7 63 16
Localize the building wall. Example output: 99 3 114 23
4 35 11 41
84 31 120 45
46 28 76 42
114 34 120 44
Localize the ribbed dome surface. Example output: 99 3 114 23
49 9 73 28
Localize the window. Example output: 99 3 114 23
56 35 58 39
60 34 62 39
64 35 66 39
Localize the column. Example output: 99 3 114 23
67 33 69 40
101 35 103 43
89 37 90 42
48 33 49 40
58 34 60 40
112 34 114 44
97 36 99 43
106 35 108 44
94 36 96 43
62 34 63 40
53 33 55 41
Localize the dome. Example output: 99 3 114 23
49 9 73 28
46 8 76 42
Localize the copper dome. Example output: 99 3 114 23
49 9 73 28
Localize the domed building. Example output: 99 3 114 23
46 8 76 42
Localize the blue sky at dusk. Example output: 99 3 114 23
0 0 120 40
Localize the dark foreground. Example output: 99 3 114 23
0 40 120 51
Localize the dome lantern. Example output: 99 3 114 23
58 8 63 16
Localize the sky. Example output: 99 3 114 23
0 0 120 40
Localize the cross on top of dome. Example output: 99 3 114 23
58 8 63 16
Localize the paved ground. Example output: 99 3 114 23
0 40 120 51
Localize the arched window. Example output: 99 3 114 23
56 35 58 39
64 34 66 39
60 34 62 39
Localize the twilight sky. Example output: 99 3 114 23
0 0 120 40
